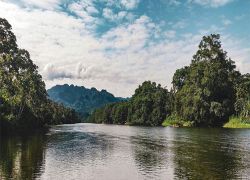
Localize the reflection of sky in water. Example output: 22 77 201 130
1 124 250 180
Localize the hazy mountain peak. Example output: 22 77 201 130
47 84 126 117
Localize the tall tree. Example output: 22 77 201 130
173 34 240 126
0 18 80 134
0 18 47 127
89 81 171 126
234 73 250 118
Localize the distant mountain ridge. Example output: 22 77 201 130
47 84 126 117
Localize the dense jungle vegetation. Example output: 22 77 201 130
0 18 80 135
1 17 249 131
47 84 126 118
89 34 250 127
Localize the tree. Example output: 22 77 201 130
235 73 250 118
173 34 240 126
0 18 80 134
172 66 189 92
89 81 171 126
0 18 48 128
112 102 129 124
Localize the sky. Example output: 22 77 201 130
0 0 250 97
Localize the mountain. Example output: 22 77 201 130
47 84 126 117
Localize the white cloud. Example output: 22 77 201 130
68 1 100 28
101 15 157 51
101 0 139 22
102 0 140 10
121 0 140 10
0 0 249 97
43 63 74 80
17 0 61 10
86 6 99 15
68 0 99 15
221 35 250 73
189 0 233 7
103 8 130 22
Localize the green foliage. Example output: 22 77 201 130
89 35 249 128
47 84 125 118
172 66 189 92
234 73 250 118
223 116 250 128
0 18 79 135
89 81 171 126
162 114 194 127
173 34 240 127
1 18 249 130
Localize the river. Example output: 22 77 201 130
0 123 250 179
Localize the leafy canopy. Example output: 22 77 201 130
0 18 79 134
173 34 240 126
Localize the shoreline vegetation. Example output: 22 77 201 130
162 116 250 128
223 117 250 128
88 35 250 128
0 18 80 136
161 115 194 127
1 17 250 136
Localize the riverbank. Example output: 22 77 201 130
2 123 250 180
161 115 194 127
223 117 250 128
162 116 250 128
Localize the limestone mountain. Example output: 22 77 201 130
47 84 126 117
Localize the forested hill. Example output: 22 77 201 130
89 34 250 127
47 84 126 117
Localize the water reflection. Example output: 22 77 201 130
172 128 250 179
39 127 115 179
0 124 250 180
46 130 115 165
130 127 173 179
0 134 46 180
132 137 166 171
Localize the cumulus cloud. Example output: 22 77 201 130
43 62 103 81
101 15 158 51
120 0 140 10
101 0 139 22
102 0 140 10
67 1 101 29
43 63 74 80
103 8 129 22
14 0 61 10
0 0 249 97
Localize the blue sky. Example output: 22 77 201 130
0 0 250 96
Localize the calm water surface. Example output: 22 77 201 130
0 123 250 180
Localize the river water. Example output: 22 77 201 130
0 123 250 180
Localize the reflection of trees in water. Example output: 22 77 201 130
47 131 114 165
131 134 169 176
0 134 46 180
172 129 246 179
